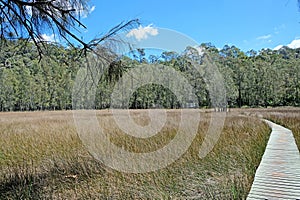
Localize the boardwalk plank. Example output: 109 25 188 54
247 120 300 199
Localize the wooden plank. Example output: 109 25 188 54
247 120 300 199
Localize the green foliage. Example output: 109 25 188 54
0 40 80 111
0 40 299 111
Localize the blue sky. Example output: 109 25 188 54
74 0 300 52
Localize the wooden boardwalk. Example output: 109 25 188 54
247 120 300 199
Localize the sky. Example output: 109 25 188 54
66 0 300 53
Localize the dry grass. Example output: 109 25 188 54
0 109 270 199
239 107 300 150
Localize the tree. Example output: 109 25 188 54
0 0 139 58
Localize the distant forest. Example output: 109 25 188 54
0 40 299 111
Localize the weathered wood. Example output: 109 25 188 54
247 120 300 199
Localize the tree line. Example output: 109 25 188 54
0 40 299 111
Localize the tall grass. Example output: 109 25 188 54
0 110 270 199
248 108 300 150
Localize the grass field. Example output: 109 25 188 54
240 107 300 150
0 109 274 199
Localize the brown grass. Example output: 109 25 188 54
239 107 300 150
0 109 270 199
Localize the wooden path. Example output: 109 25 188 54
247 120 300 199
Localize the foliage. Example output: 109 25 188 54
0 40 299 111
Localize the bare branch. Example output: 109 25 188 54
0 0 140 65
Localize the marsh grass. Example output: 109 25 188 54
243 107 300 150
0 109 270 199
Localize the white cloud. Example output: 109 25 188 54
273 38 300 50
25 3 95 19
78 5 96 18
126 24 159 41
256 34 272 40
90 6 96 13
287 39 300 49
40 34 55 42
25 6 32 16
273 45 283 50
